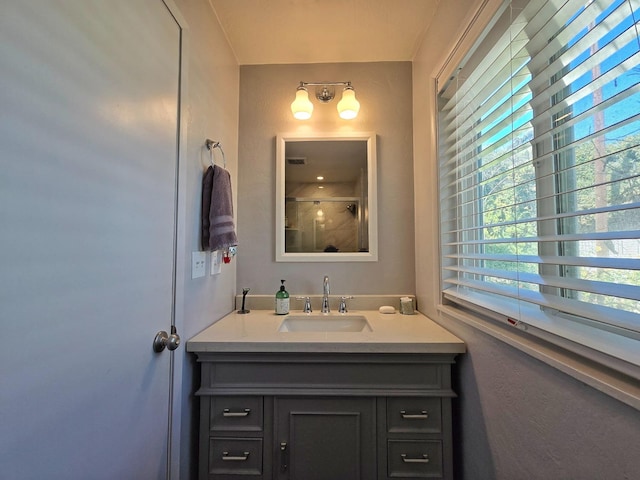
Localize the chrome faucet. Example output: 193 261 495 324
296 296 312 313
338 296 354 313
321 275 330 313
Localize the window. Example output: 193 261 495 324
438 0 640 374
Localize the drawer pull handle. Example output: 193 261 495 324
222 451 250 461
401 454 429 464
223 408 251 417
400 410 428 419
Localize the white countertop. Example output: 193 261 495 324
187 310 466 354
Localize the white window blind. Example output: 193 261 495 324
438 0 640 370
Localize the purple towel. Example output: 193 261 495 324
207 165 238 251
201 166 214 250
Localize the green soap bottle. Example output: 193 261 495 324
275 279 290 315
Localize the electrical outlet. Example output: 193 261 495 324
192 251 206 279
210 250 222 275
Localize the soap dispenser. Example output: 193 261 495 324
275 279 290 315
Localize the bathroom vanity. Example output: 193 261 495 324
187 309 465 480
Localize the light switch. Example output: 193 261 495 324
210 250 222 275
192 251 206 279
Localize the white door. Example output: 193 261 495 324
0 1 182 478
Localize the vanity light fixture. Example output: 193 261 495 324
291 85 313 120
291 81 360 120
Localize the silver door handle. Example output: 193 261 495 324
280 442 288 472
152 326 181 353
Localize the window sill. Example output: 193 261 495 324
436 304 640 411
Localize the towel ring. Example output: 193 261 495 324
205 138 226 169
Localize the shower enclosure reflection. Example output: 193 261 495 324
276 132 378 262
285 199 362 253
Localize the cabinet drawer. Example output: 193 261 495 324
387 397 442 434
205 356 444 391
209 437 262 476
211 396 263 432
387 440 443 478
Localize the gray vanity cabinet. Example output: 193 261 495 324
194 352 458 480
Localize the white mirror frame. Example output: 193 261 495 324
276 132 378 262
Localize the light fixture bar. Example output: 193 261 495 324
298 81 352 88
291 81 360 120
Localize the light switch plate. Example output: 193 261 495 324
192 251 206 279
210 250 222 275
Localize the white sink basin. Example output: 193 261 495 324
278 314 372 333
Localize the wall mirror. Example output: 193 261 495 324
276 132 377 262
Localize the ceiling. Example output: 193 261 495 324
209 0 440 65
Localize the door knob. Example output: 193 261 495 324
153 326 181 352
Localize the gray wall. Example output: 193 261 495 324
172 0 239 478
412 0 640 478
237 62 416 297
446 318 640 479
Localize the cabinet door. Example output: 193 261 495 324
275 397 376 480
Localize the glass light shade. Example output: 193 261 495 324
291 88 313 120
337 87 360 119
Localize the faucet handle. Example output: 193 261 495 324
296 296 312 313
338 296 354 313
